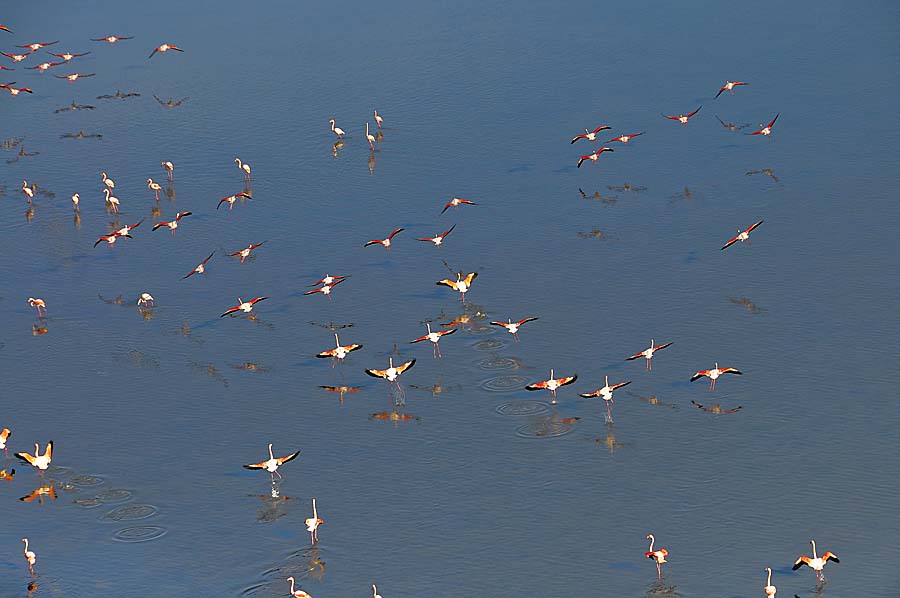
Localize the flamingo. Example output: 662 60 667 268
606 132 645 144
309 274 348 287
0 25 12 33
716 80 748 98
228 241 266 264
137 293 155 307
15 441 52 471
6 85 33 95
316 332 362 365
54 72 95 81
410 322 457 358
27 298 47 317
27 61 65 72
1 51 31 63
436 272 478 302
690 362 742 390
148 43 184 58
303 278 345 297
489 317 538 341
365 227 404 248
792 539 839 582
161 161 174 180
645 534 668 579
91 35 134 44
286 577 312 598
417 224 455 246
305 497 324 544
662 106 702 124
20 485 57 504
102 188 120 213
217 192 252 210
329 118 345 139
22 538 36 575
577 146 614 168
366 122 376 151
625 339 673 371
571 125 612 144
114 220 143 238
221 297 268 317
748 114 779 136
49 50 91 62
365 357 416 391
182 252 215 279
234 157 251 181
764 567 777 597
374 109 384 128
1 427 10 458
243 443 300 480
152 211 192 233
525 369 577 402
71 193 80 211
441 197 477 214
95 233 131 247
373 585 383 598
147 178 162 200
721 220 764 250
579 375 632 421
22 180 34 203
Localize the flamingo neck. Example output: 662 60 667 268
811 539 817 558
268 444 274 460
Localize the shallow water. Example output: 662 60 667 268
2 1 899 596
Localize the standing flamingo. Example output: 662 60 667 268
103 188 120 213
22 538 36 575
374 109 384 128
764 567 777 597
792 539 839 582
22 180 35 203
147 178 162 201
286 577 312 597
645 534 668 579
161 161 174 180
234 157 251 181
366 122 376 151
329 118 345 139
305 497 324 544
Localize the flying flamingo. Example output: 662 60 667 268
577 146 614 168
161 161 174 179
490 317 538 341
525 369 577 402
27 61 64 72
316 332 362 365
690 362 742 390
309 274 348 287
366 122 376 150
113 220 143 238
748 114 779 136
606 132 645 144
152 211 192 233
374 109 384 128
147 178 162 200
579 375 632 421
54 72 95 82
365 227 404 248
716 80 747 98
286 577 312 598
22 538 36 575
137 293 155 307
792 539 839 582
417 224 455 246
305 497 324 544
221 297 268 317
0 25 12 33
15 441 52 471
764 567 777 597
436 271 477 302
243 443 300 480
217 192 252 210
365 357 416 391
329 118 345 139
721 220 763 250
1 51 31 63
626 339 673 370
22 180 34 203
27 298 47 317
571 125 612 144
410 322 457 358
228 241 266 264
662 106 702 124
303 278 345 297
645 534 668 579
234 157 251 181
148 43 184 58
102 188 120 213
441 197 477 214
5 85 33 95
182 252 215 279
49 50 91 62
1 428 10 457
91 35 134 44
94 232 132 247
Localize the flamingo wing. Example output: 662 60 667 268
652 342 673 352
436 279 456 288
409 334 430 343
715 85 727 98
148 47 159 59
395 359 416 374
14 452 37 467
570 133 588 144
276 450 301 465
720 367 742 375
365 368 389 379
462 272 478 286
152 221 171 231
690 370 710 382
592 125 612 134
515 317 539 326
721 234 741 250
579 389 603 398
220 305 241 317
525 381 550 391
557 375 578 386
686 106 702 118
745 220 764 234
792 556 811 570
610 381 632 391
822 552 840 563
364 239 384 247
247 297 268 306
767 113 779 128
387 227 405 240
242 460 269 470
625 350 646 360
440 223 456 238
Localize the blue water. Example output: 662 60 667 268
2 1 899 596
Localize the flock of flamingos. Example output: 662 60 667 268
1 19 839 598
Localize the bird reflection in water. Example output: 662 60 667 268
253 480 293 523
578 188 618 206
27 581 38 598
320 385 361 405
410 378 461 399
25 206 34 223
368 152 376 175
31 324 48 336
165 182 176 201
20 484 57 504
73 210 81 229
728 296 765 314
669 186 694 203
55 100 95 113
98 293 127 306
714 114 749 132
576 228 609 240
188 361 229 387
645 578 679 598
153 94 189 108
332 139 343 157
370 411 420 426
1 136 23 149
596 425 624 454
6 144 40 164
0 468 15 482
608 182 647 194
309 320 354 331
231 362 270 373
61 130 102 140
691 400 742 415
746 168 779 183
627 392 677 409
97 89 140 100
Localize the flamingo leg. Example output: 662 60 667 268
656 562 661 578
647 358 652 371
